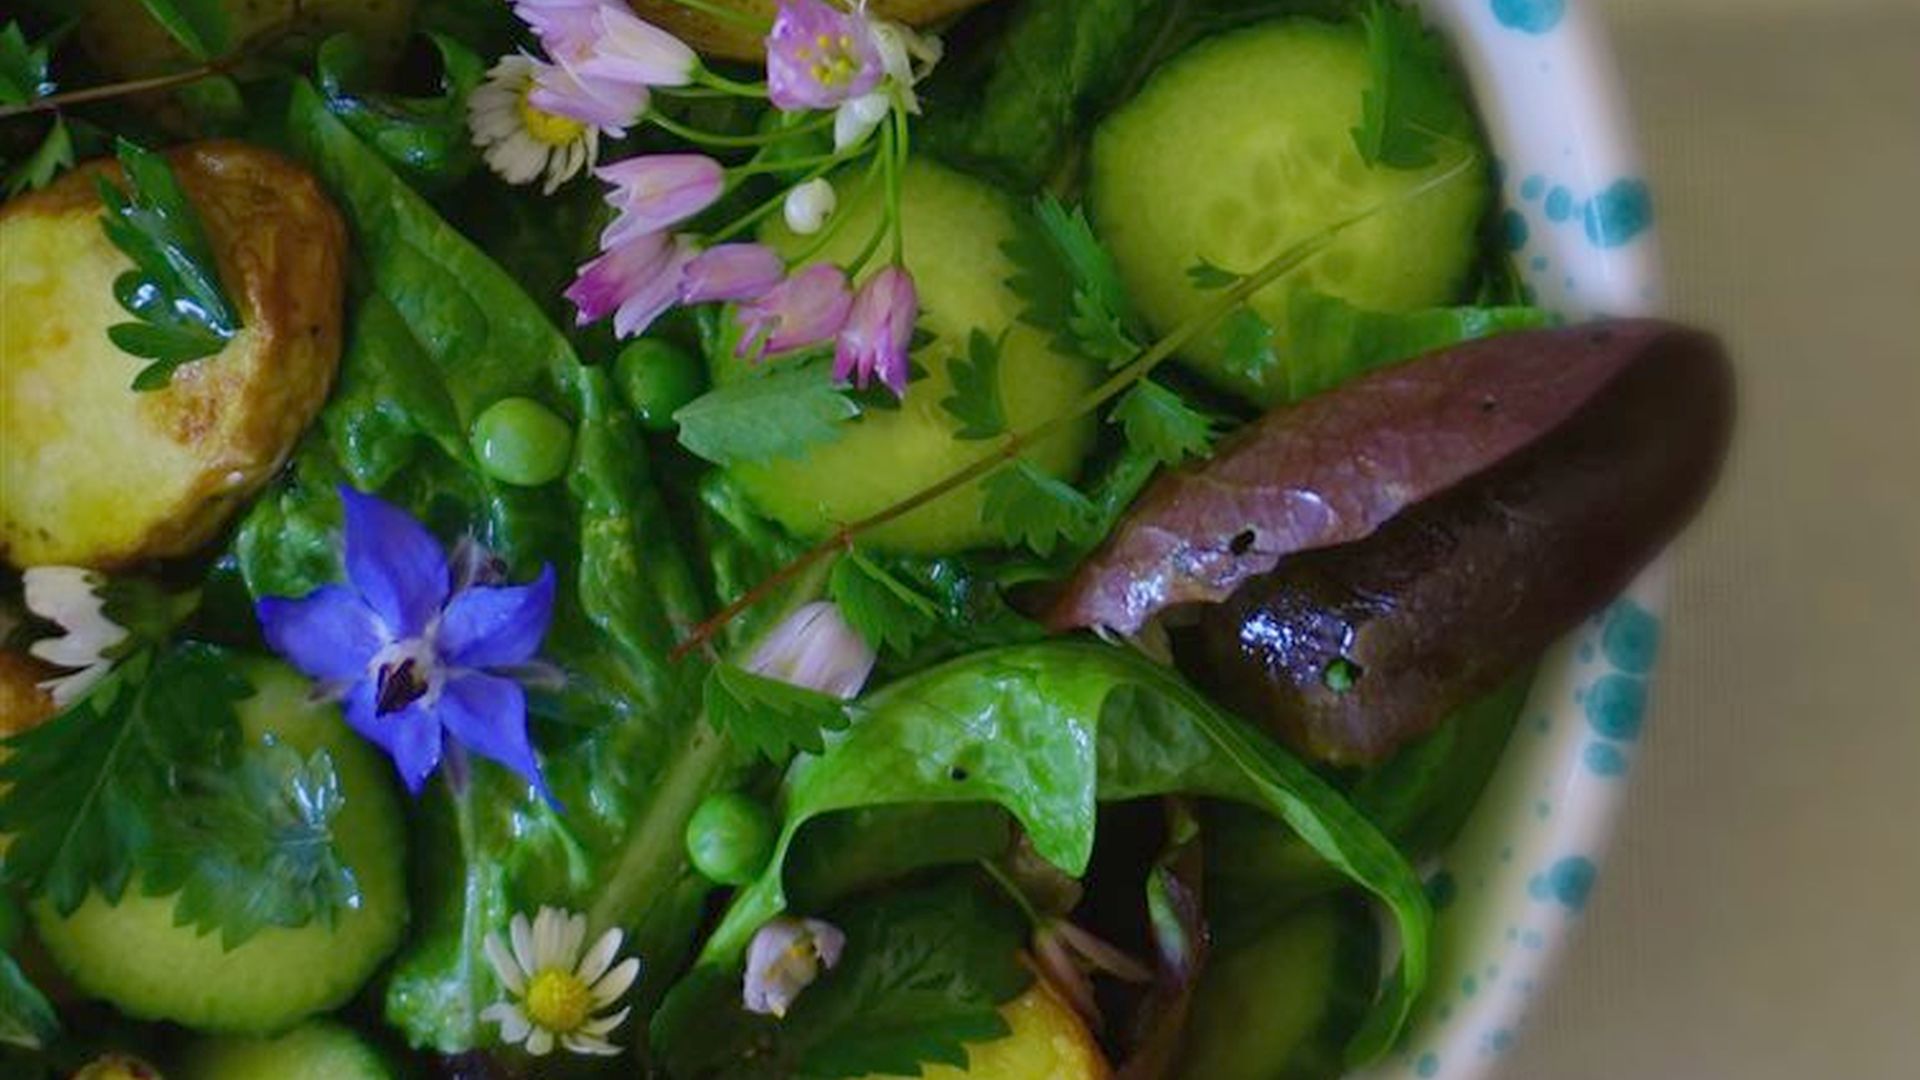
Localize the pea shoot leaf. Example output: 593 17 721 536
785 881 1031 1078
1351 0 1475 169
140 744 361 949
1112 380 1216 466
5 117 72 197
675 364 861 466
703 663 851 763
829 550 940 656
132 0 232 61
0 952 57 1052
1004 194 1142 367
982 460 1102 557
96 139 241 389
1216 306 1279 388
939 328 1008 440
317 31 483 189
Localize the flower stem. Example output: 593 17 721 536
790 149 886 266
0 20 297 121
709 156 840 243
669 157 1480 658
647 110 830 148
694 67 770 97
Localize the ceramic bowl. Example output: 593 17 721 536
1352 3 1662 1078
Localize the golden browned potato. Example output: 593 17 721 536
79 0 414 79
0 142 346 570
860 981 1111 1080
0 651 56 738
631 0 992 61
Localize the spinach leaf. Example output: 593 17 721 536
0 951 57 1051
243 82 721 1051
1285 289 1553 402
133 0 231 61
317 31 483 190
661 642 1431 1068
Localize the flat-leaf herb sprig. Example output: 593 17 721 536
669 154 1480 658
96 138 242 390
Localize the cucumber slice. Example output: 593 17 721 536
175 1020 393 1080
727 158 1102 554
1090 19 1491 404
34 659 408 1033
1176 899 1377 1080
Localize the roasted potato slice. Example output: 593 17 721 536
859 981 1110 1080
79 0 415 79
0 651 56 738
0 142 346 570
630 0 992 61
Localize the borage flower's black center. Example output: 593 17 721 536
375 656 430 716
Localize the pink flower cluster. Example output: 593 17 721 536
514 0 696 135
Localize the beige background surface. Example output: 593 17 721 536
1502 2 1920 1077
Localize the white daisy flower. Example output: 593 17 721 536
22 567 128 708
481 907 640 1057
469 54 599 195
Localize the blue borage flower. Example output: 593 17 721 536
256 487 558 797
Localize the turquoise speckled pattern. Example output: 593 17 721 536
1352 3 1664 1078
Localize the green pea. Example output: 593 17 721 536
685 791 777 886
472 397 573 487
615 339 705 431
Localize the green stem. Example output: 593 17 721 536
669 154 1480 658
647 110 829 148
694 66 770 98
791 148 886 268
709 157 839 243
584 718 736 934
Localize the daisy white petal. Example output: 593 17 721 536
562 1032 622 1056
484 931 527 994
578 1006 631 1038
589 956 641 1006
576 927 624 987
482 1002 533 1044
526 1027 555 1057
510 912 538 976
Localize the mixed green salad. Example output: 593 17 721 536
0 0 1731 1077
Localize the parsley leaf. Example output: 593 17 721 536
1351 0 1475 169
1112 380 1216 466
939 329 1008 440
0 22 52 106
140 744 361 949
5 117 72 197
1216 306 1280 388
981 460 1101 557
829 550 940 656
96 139 242 389
132 0 233 61
675 364 861 466
703 663 851 763
785 881 1031 1079
0 951 57 1052
1186 257 1240 291
1004 195 1142 368
0 645 240 912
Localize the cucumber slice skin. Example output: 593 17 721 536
728 159 1102 555
175 1020 395 1080
1090 18 1492 404
1175 899 1378 1080
34 659 409 1034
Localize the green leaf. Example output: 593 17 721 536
938 328 1008 440
133 0 232 61
667 642 1432 1069
828 550 940 656
1186 257 1239 290
1285 289 1554 402
1112 380 1215 465
675 365 861 466
703 663 851 764
1216 306 1279 387
980 460 1101 557
788 882 1030 1078
0 22 51 107
1003 195 1141 367
0 952 57 1051
1350 0 1475 169
96 139 240 388
317 31 483 190
5 117 72 196
0 645 248 915
140 745 361 949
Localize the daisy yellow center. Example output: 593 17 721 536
516 87 586 147
525 968 594 1033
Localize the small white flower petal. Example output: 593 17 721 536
833 92 891 152
483 1002 533 1045
484 931 527 994
575 927 624 987
510 912 538 977
589 956 641 1007
783 178 837 236
525 1027 555 1057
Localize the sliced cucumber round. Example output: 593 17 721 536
1090 18 1491 404
34 659 408 1034
727 158 1102 554
175 1020 393 1080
